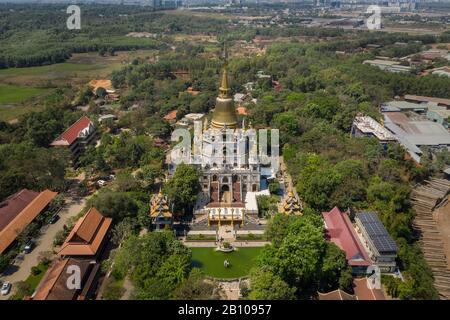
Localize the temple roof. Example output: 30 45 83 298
150 191 172 218
279 189 303 216
58 207 112 257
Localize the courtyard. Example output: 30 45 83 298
190 247 262 279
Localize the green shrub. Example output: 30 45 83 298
31 266 42 276
53 230 67 247
102 278 125 300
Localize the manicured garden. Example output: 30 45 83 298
190 247 262 279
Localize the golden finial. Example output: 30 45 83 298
219 43 230 99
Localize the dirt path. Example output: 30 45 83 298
120 277 134 300
0 196 86 300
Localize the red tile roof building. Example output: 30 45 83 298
58 207 112 258
51 116 96 160
29 258 100 300
318 289 356 300
0 189 57 254
0 189 39 231
317 278 386 300
352 278 386 300
322 207 371 274
236 106 248 116
164 110 178 122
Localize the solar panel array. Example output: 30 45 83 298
356 212 398 254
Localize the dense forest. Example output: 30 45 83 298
2 3 449 68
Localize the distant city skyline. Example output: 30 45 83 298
1 0 450 4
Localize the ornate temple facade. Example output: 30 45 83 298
197 61 261 223
170 59 262 225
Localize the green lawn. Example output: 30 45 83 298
9 262 49 300
0 63 102 77
0 84 51 121
0 85 49 104
191 247 262 279
26 263 49 289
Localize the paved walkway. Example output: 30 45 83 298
218 225 234 241
183 241 269 248
0 197 86 300
219 280 240 300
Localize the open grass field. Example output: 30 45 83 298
0 85 49 104
191 247 262 279
0 85 51 121
0 50 157 87
0 49 157 121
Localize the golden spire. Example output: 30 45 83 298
219 61 230 98
211 43 238 130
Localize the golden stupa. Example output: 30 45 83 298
211 56 238 129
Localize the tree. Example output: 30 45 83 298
112 231 191 300
37 251 54 266
164 164 200 215
11 281 32 300
114 172 141 192
256 195 279 218
173 269 221 300
0 253 11 273
111 220 135 246
258 217 325 290
260 214 353 297
96 87 107 98
319 243 352 292
248 267 296 300
0 143 69 201
268 180 280 194
77 86 94 105
265 214 299 247
141 163 163 185
88 190 138 221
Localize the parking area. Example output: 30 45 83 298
0 196 86 300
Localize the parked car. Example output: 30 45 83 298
48 214 60 224
24 240 34 254
1 282 12 296
97 180 106 187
